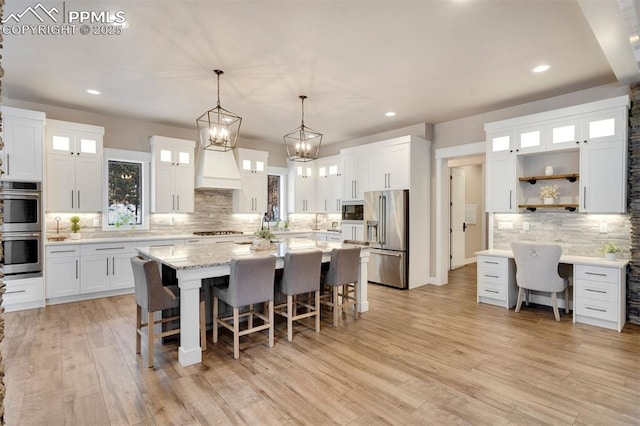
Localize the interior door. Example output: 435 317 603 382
450 167 466 269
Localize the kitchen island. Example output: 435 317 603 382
136 238 370 366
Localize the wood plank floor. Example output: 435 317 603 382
3 263 640 425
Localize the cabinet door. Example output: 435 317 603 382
582 110 626 145
75 131 102 158
316 177 329 213
328 177 341 213
547 118 581 151
515 126 544 154
46 154 76 211
174 166 195 213
341 154 359 201
234 173 266 213
253 173 268 213
81 255 110 294
46 127 77 154
2 115 43 181
387 144 410 190
110 253 135 290
153 165 176 213
46 256 80 298
75 155 102 212
580 140 625 213
353 224 364 241
486 153 516 212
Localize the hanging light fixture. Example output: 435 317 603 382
283 95 322 162
196 69 242 151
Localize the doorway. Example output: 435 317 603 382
449 163 484 270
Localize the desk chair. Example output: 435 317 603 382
321 247 361 326
511 242 570 321
213 256 277 359
274 250 323 341
131 256 206 368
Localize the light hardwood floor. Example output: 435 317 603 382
3 264 640 425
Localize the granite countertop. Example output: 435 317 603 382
136 238 366 270
476 249 629 269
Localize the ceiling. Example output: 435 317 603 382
3 0 640 145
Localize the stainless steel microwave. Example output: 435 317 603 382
341 202 363 221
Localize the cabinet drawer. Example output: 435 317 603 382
575 265 618 284
47 245 80 257
4 277 43 305
477 256 507 269
575 279 618 303
81 242 136 255
575 299 617 322
477 268 507 285
477 281 507 301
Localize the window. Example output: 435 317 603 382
103 149 150 230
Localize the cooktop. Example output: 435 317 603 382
193 230 244 236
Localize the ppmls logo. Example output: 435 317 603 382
2 2 127 36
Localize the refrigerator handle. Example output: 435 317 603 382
380 195 386 245
378 195 383 244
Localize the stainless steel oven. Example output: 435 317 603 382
1 232 43 277
0 181 41 233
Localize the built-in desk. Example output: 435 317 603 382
476 249 628 332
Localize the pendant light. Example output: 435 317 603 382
196 69 242 151
283 95 322 162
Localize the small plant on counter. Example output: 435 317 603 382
539 184 560 200
600 242 621 254
70 216 81 233
255 228 276 241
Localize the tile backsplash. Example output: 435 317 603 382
45 189 341 239
492 212 631 259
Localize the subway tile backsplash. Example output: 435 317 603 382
493 213 631 259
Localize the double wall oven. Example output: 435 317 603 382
0 181 43 279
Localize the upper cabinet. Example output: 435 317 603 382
288 162 316 213
484 96 629 214
46 119 104 212
150 136 195 213
1 107 45 182
341 151 369 201
316 155 341 213
368 141 410 191
233 148 268 214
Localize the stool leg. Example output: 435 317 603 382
147 311 154 368
565 286 570 314
551 292 560 322
233 307 240 359
213 296 219 343
353 282 358 320
314 289 320 333
248 304 253 329
268 300 274 349
333 286 339 327
287 295 293 342
200 300 207 351
136 305 142 354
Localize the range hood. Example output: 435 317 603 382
194 148 242 190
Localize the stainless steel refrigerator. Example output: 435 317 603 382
364 189 408 289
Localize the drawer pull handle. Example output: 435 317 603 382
485 261 499 264
5 290 26 295
585 289 607 294
96 247 125 251
150 244 174 248
585 306 607 313
585 272 607 277
485 289 499 294
50 249 77 253
484 274 499 278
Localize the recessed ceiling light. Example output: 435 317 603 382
86 89 101 95
531 64 550 73
385 111 396 117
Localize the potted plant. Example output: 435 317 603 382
69 216 81 240
539 184 560 205
600 242 621 261
254 228 275 250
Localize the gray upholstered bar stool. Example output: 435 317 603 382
320 247 361 327
511 242 570 321
213 256 277 359
274 250 323 341
131 256 207 368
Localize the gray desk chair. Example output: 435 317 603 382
511 242 570 321
321 247 361 327
275 250 323 341
213 256 277 359
131 256 206 368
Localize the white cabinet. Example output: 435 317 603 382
341 224 364 242
314 231 342 242
476 255 517 308
80 244 135 294
316 156 341 213
486 131 517 213
369 142 410 191
150 136 195 213
288 162 316 213
233 148 268 213
574 264 626 332
341 151 369 201
3 276 45 312
46 245 81 298
46 120 104 212
1 107 45 182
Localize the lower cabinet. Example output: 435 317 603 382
341 224 364 242
574 264 625 332
476 255 517 309
46 245 81 298
3 276 45 312
80 245 135 294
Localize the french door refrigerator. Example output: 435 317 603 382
364 189 408 289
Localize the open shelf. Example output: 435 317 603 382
518 173 579 184
518 204 578 212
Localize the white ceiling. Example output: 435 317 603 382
3 0 639 145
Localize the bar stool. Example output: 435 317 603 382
130 256 207 368
213 256 277 359
320 247 361 327
274 250 323 341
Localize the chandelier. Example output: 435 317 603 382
196 69 242 151
283 95 322 162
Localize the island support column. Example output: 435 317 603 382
358 252 370 312
176 269 203 366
